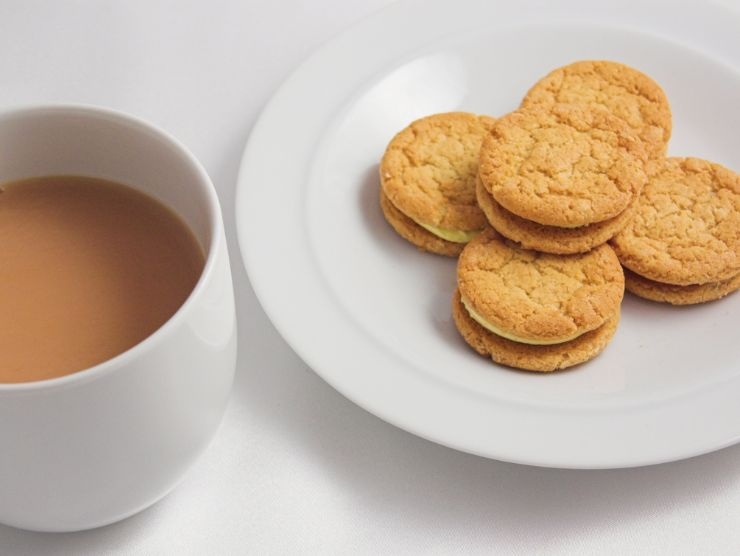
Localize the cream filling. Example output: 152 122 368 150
417 222 481 243
460 295 586 346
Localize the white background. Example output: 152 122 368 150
1 1 739 554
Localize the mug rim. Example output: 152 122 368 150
0 104 224 393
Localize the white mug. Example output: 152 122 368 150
0 106 237 532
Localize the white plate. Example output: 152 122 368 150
236 0 740 468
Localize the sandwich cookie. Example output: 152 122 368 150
454 229 624 371
478 103 648 229
521 60 672 157
380 112 495 256
611 157 740 303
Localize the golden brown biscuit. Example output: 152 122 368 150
457 229 624 344
380 189 463 256
521 60 672 157
611 157 740 285
624 268 740 305
478 104 647 228
380 112 495 240
476 177 635 254
452 289 619 372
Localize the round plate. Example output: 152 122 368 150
236 0 740 468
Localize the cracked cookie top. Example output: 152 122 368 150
479 103 648 228
380 112 495 231
521 60 672 158
611 157 740 286
457 228 624 343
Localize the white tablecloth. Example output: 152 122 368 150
1 1 739 553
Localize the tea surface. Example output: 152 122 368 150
0 176 205 383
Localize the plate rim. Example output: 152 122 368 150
236 0 740 468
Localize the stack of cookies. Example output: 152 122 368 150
379 60 739 373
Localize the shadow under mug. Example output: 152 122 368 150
0 106 237 532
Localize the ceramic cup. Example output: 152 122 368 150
0 106 237 532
